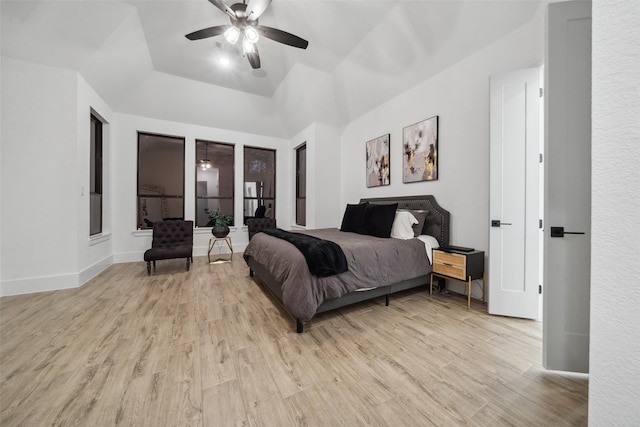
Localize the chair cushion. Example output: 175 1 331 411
144 245 192 262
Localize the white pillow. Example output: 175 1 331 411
417 235 440 264
391 211 418 239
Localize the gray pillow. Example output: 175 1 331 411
400 209 429 236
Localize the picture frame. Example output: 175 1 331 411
366 133 390 187
402 115 439 183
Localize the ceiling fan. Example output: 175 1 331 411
185 0 309 69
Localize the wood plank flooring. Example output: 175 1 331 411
0 256 588 426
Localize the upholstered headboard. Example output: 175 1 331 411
359 195 450 248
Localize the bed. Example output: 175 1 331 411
243 195 451 332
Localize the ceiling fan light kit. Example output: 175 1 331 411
185 0 308 70
244 26 260 44
223 26 240 44
243 38 255 54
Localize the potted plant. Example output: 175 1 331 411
208 209 233 238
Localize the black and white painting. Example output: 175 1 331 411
366 134 390 187
403 116 438 183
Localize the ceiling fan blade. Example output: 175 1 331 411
185 25 228 41
247 46 261 69
245 0 272 21
258 26 309 49
208 0 236 19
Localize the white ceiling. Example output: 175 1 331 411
1 0 543 137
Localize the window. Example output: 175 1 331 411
137 132 185 229
90 114 103 236
296 144 306 226
243 146 276 225
195 140 235 227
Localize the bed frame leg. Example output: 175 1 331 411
385 294 390 306
296 319 304 333
249 268 254 277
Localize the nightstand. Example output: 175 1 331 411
430 248 485 309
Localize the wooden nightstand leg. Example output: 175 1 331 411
467 276 472 309
429 273 433 296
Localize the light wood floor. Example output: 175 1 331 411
0 256 588 426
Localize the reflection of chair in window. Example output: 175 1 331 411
254 205 266 218
264 203 273 218
244 204 266 225
139 184 167 229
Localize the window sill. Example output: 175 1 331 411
194 226 239 235
132 229 152 237
89 233 111 246
132 227 240 237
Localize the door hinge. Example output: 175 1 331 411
539 153 543 163
539 285 542 294
539 87 544 97
539 219 543 229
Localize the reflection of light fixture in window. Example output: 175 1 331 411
200 143 211 170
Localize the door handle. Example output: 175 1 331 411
491 220 512 227
550 226 585 238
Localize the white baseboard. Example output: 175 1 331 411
79 255 113 285
0 256 115 297
114 244 250 262
0 273 80 297
112 251 144 264
2 246 253 296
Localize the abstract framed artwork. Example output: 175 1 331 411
366 133 390 187
403 115 439 183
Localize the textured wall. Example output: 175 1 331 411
590 0 640 424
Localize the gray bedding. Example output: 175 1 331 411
243 228 431 322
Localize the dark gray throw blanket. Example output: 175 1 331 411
261 228 348 277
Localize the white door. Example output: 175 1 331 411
488 68 541 319
543 1 591 373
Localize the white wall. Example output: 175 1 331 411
111 113 291 263
1 58 80 295
118 71 288 139
339 6 544 296
590 0 640 423
289 122 342 230
77 75 114 285
0 58 114 296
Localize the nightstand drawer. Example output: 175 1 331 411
433 262 466 281
433 251 466 268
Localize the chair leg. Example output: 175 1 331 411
186 258 190 271
146 261 151 275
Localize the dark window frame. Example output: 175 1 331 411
90 113 103 236
295 144 306 226
195 139 235 227
243 146 276 225
137 132 185 229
